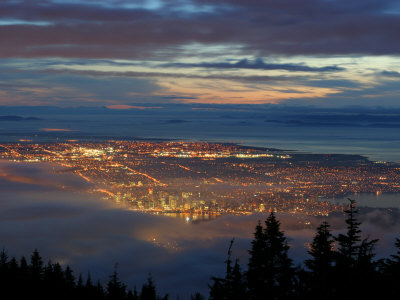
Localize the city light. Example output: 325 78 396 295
1 141 398 217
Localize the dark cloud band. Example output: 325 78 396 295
0 0 399 58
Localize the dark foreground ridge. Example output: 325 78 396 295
1 200 400 300
0 249 167 300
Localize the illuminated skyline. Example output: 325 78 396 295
2 141 399 216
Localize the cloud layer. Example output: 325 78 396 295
0 1 400 108
164 58 344 72
1 0 400 58
0 160 400 298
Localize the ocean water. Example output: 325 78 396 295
0 106 399 162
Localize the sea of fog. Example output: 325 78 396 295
1 161 400 298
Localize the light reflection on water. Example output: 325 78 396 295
146 212 221 223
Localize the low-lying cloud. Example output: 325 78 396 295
0 160 399 298
164 58 344 72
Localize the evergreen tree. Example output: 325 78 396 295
132 286 139 300
304 221 335 299
76 273 92 300
19 256 28 276
8 257 19 280
106 267 127 300
76 273 103 300
86 273 94 290
44 261 69 300
0 249 9 289
43 261 54 299
0 250 12 299
225 239 234 285
384 238 400 272
53 262 67 292
334 199 378 298
96 280 106 300
208 277 225 300
126 290 134 300
335 199 362 264
7 257 19 290
221 239 242 300
209 239 245 300
357 236 378 273
246 221 266 300
292 266 309 299
263 212 293 299
140 275 157 300
380 238 400 298
160 293 169 300
0 248 8 269
246 212 293 300
334 197 362 296
77 274 84 288
29 249 44 297
229 259 246 300
75 274 85 300
19 256 29 299
29 249 44 281
191 292 205 300
64 265 76 291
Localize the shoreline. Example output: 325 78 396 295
1 137 388 165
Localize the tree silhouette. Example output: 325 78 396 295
246 212 293 300
106 267 127 300
336 199 362 263
29 249 45 297
209 239 245 300
64 265 75 291
380 238 400 298
334 199 378 298
191 292 205 300
305 221 335 299
246 221 266 300
0 249 9 281
131 286 139 300
140 275 157 300
29 249 44 280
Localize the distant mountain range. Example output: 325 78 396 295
0 115 42 121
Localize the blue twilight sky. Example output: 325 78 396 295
0 0 399 108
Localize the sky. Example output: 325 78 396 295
1 160 400 298
0 0 400 107
1 3 400 297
